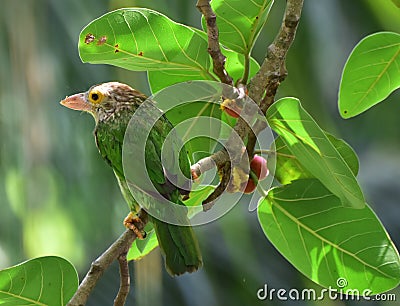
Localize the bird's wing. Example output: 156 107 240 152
95 120 125 178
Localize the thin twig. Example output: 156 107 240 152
67 228 141 306
114 252 130 306
196 0 233 85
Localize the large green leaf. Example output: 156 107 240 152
267 97 365 209
258 179 400 294
79 8 213 78
273 133 359 184
0 256 78 305
338 32 400 118
204 0 274 56
165 101 221 164
148 46 260 92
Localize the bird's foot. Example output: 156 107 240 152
123 212 147 239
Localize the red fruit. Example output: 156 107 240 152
221 98 242 118
244 179 257 193
250 155 268 180
225 107 241 118
244 155 269 194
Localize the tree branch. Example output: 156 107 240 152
248 0 304 106
191 0 304 204
114 252 130 306
67 228 140 306
245 0 304 155
196 0 233 85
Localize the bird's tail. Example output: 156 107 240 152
151 214 202 276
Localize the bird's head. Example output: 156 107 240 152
60 82 147 122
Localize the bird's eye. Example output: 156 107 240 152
88 90 104 104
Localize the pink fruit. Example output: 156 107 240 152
244 155 269 194
250 155 268 180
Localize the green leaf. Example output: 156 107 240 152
392 0 400 8
258 179 400 294
148 31 260 92
79 8 213 78
204 0 274 56
326 133 359 176
0 256 78 306
166 101 222 164
185 185 216 218
267 97 365 208
273 133 359 184
271 136 313 185
338 32 400 118
185 185 216 208
128 224 159 261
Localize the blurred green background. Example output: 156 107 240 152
0 0 399 305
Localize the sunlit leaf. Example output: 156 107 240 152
273 133 359 184
150 81 225 164
186 185 216 218
79 8 213 78
165 101 222 164
258 179 400 294
338 32 400 118
128 224 159 261
204 0 274 56
148 31 260 92
267 97 365 208
0 256 78 306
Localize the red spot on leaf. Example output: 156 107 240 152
114 44 119 53
97 36 107 45
138 51 143 56
84 33 95 44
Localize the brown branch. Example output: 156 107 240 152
245 0 304 155
67 215 146 306
247 0 304 107
202 161 231 211
196 0 233 85
114 252 130 306
191 0 304 205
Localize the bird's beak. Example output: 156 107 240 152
60 93 92 112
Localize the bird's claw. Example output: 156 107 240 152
123 212 147 239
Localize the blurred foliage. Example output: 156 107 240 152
0 0 399 305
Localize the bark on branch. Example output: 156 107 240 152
196 0 233 85
248 0 304 107
67 226 142 306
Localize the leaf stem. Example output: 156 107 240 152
240 54 251 85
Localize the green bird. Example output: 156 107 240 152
61 82 202 276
